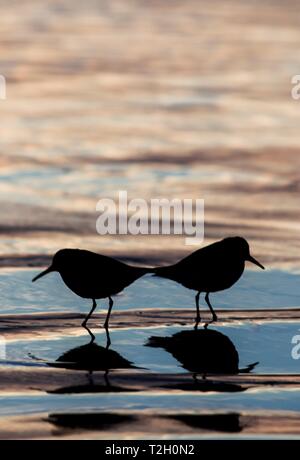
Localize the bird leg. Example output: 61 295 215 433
81 299 97 341
105 327 111 349
194 291 201 330
104 296 114 329
205 293 218 322
103 297 113 348
192 373 199 384
104 370 111 387
87 370 94 385
85 325 96 344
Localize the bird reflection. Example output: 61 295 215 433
47 328 137 394
166 413 243 433
48 413 136 434
146 326 258 392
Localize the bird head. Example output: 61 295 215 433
225 237 265 269
32 249 71 282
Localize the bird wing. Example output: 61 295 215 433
61 249 148 298
153 239 239 291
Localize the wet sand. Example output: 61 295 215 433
0 307 300 438
1 308 300 340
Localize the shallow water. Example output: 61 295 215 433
3 322 300 375
1 315 300 438
1 275 300 439
1 268 299 315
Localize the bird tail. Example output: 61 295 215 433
129 264 174 279
151 265 174 278
239 361 259 373
131 266 155 278
138 266 156 275
145 336 169 348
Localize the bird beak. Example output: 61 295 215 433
247 255 265 270
32 266 54 282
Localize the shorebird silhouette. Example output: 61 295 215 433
32 249 150 343
153 236 264 327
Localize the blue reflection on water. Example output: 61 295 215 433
1 388 300 417
3 322 300 374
